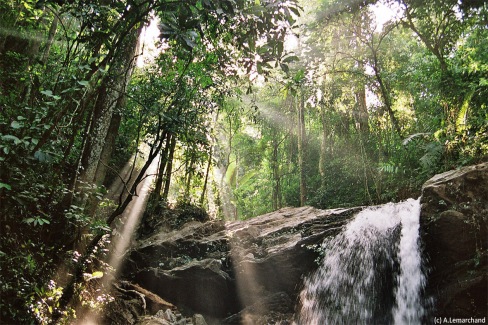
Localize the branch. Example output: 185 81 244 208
97 160 132 198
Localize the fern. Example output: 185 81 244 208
420 142 444 172
378 163 400 174
456 88 475 133
402 132 431 146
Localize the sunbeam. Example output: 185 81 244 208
77 153 159 323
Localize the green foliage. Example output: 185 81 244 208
0 0 486 321
0 235 61 324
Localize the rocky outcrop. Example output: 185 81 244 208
121 206 360 322
112 163 487 324
420 162 488 318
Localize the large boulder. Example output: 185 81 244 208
122 206 359 321
420 162 488 318
116 163 487 324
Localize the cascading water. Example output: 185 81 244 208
297 198 427 325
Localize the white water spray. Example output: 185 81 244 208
392 199 425 324
297 198 426 325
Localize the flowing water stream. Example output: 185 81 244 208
297 198 427 325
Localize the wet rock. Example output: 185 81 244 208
123 206 359 320
421 162 488 318
117 163 488 323
135 259 234 317
192 314 208 325
222 292 293 325
136 309 196 325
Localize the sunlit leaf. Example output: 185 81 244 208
3 135 21 144
77 80 90 87
10 121 22 129
0 183 11 190
40 90 53 96
92 271 103 278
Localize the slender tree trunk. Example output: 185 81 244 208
298 87 307 206
354 22 369 134
370 46 401 136
287 94 297 175
184 154 196 198
40 15 58 65
199 146 213 206
153 132 170 203
355 85 369 134
373 62 402 136
271 135 280 210
162 135 177 202
319 101 328 189
402 5 448 75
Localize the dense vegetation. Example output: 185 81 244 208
0 0 486 323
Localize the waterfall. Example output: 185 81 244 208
297 198 426 325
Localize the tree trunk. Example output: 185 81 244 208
184 154 196 199
355 84 369 134
199 146 213 206
354 22 369 134
287 94 297 175
271 134 280 210
162 135 177 202
78 24 142 186
153 132 170 203
319 101 328 189
52 134 166 324
94 112 121 186
373 61 402 136
40 15 58 65
298 87 307 206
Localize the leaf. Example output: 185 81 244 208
10 121 22 129
456 88 474 132
40 89 61 100
277 41 284 57
402 133 431 145
40 90 53 96
77 80 89 87
39 218 50 225
92 271 103 278
280 63 289 73
0 183 11 190
289 6 301 16
2 135 21 144
282 55 299 63
34 150 53 162
183 34 197 48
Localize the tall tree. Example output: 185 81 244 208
78 17 144 187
